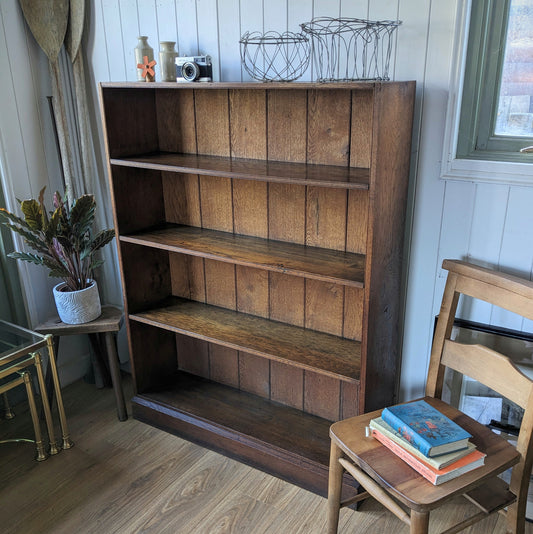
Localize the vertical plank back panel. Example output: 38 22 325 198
268 183 306 245
199 175 234 232
204 259 236 309
306 187 347 250
233 180 268 237
176 334 209 378
267 89 307 163
229 89 267 159
111 166 165 234
271 361 304 410
195 89 230 156
350 89 373 169
343 286 364 341
346 190 369 255
239 351 270 398
307 89 350 165
305 279 344 336
104 88 157 158
304 371 340 421
269 272 305 327
163 173 201 227
210 344 239 387
156 89 197 153
236 265 269 318
169 253 206 303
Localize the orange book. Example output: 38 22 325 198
371 428 486 485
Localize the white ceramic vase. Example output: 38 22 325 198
53 279 102 325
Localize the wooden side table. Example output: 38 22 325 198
34 306 127 421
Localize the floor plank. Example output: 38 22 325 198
0 376 531 533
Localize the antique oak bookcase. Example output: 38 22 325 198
99 81 415 496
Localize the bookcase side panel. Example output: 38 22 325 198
362 81 416 413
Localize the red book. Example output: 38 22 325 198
371 428 486 485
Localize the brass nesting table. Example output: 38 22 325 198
0 320 73 460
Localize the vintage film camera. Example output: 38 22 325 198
176 55 212 82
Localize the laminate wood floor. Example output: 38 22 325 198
1 376 531 534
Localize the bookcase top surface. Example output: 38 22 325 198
100 80 415 91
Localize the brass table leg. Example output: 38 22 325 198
2 392 15 419
33 352 60 455
45 335 73 449
21 371 48 462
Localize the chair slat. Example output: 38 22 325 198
442 340 533 408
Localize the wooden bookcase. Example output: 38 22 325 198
99 81 415 496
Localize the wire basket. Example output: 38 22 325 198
239 31 311 82
300 17 401 82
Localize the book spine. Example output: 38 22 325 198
381 407 431 456
371 429 438 485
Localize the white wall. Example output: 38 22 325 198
2 0 533 398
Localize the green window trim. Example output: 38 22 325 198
457 0 533 163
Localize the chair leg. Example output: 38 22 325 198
327 440 344 534
506 500 525 534
410 511 429 534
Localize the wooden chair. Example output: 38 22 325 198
327 259 533 534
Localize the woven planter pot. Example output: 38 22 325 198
53 279 101 325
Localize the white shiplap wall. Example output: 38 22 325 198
2 0 533 397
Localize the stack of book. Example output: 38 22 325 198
369 399 486 485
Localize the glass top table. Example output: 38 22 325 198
0 320 73 459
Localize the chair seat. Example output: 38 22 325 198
330 396 520 513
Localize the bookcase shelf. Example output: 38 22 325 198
110 152 370 189
130 298 361 382
120 225 365 287
100 81 415 496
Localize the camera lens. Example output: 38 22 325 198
182 61 200 82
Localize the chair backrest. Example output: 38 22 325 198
426 259 533 529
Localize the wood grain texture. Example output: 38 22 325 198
306 187 348 251
267 89 307 163
195 89 230 156
204 259 236 309
305 279 344 336
111 166 165 234
111 153 370 189
269 272 305 327
232 179 268 238
236 265 269 318
268 183 306 244
304 371 341 421
0 378 524 534
307 89 351 166
209 344 239 387
162 172 201 226
156 89 197 153
238 351 270 398
350 89 373 169
199 175 234 232
130 298 361 381
270 360 304 410
331 397 519 512
229 89 267 160
176 333 209 378
120 225 366 287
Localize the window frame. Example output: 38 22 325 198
441 0 533 185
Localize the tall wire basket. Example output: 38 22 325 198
300 17 401 82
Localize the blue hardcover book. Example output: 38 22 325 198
381 400 472 457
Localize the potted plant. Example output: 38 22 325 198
0 187 115 324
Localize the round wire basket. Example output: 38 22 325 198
239 31 311 82
300 17 402 82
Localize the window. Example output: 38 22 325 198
457 0 533 162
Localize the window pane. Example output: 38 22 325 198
494 0 533 137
